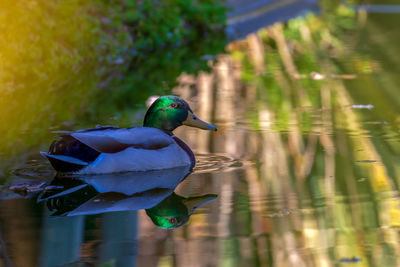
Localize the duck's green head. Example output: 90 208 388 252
143 95 217 134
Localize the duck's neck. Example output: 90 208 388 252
143 116 175 135
143 121 173 135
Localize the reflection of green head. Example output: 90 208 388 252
143 95 217 134
145 192 218 229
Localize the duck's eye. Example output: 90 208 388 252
168 217 177 224
170 103 177 108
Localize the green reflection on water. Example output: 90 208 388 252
170 3 400 266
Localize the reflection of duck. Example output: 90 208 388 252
146 192 217 229
41 96 217 174
38 168 217 228
39 166 192 214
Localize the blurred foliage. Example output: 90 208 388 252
92 0 227 121
0 0 227 159
0 0 102 156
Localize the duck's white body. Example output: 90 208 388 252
41 127 195 174
78 141 191 174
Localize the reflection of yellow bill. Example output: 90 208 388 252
183 111 217 131
183 194 218 213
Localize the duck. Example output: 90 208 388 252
41 95 217 174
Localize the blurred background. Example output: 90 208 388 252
1 0 400 266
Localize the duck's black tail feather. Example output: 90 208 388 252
40 152 89 173
42 135 100 173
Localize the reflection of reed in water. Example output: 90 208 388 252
136 9 400 267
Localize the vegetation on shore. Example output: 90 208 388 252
0 0 227 156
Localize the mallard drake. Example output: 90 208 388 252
41 95 217 174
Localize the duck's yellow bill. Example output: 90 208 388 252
183 194 218 213
183 111 217 131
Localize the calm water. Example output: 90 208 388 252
1 4 400 267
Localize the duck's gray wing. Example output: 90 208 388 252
69 127 173 153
